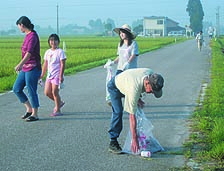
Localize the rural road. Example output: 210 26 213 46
0 38 211 171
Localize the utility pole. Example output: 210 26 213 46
57 4 59 35
216 6 220 37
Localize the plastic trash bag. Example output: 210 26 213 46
122 107 164 155
104 59 116 104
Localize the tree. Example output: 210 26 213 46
186 0 204 34
104 23 112 36
106 18 115 29
132 19 143 35
132 19 143 29
104 18 115 36
88 19 104 34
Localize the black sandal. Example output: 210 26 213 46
25 116 39 122
21 112 32 119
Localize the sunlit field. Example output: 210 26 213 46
0 36 185 93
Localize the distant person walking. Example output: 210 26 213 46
107 68 164 154
110 24 139 75
13 16 42 122
40 34 66 116
195 31 204 51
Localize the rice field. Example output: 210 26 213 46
0 36 185 93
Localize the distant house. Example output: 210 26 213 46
143 16 185 37
185 25 193 37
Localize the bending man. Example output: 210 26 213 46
107 68 164 154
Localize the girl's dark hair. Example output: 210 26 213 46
16 16 34 31
119 30 133 47
48 34 60 46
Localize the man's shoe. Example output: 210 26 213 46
109 141 122 154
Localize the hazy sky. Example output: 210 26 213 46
0 0 223 30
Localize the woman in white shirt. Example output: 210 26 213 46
112 24 139 75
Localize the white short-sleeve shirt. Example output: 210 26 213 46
117 40 138 70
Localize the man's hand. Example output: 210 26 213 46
131 137 139 154
138 98 145 108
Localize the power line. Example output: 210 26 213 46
57 4 59 35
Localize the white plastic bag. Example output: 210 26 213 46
122 107 164 155
104 59 116 104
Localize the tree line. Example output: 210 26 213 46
1 0 205 37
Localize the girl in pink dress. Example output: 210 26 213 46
40 34 66 116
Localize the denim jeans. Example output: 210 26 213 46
13 67 41 108
116 70 123 75
107 76 125 139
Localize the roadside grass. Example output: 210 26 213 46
182 37 224 171
0 36 185 93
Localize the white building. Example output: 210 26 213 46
143 16 185 37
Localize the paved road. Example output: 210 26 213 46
0 38 210 171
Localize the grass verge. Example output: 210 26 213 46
181 37 224 171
